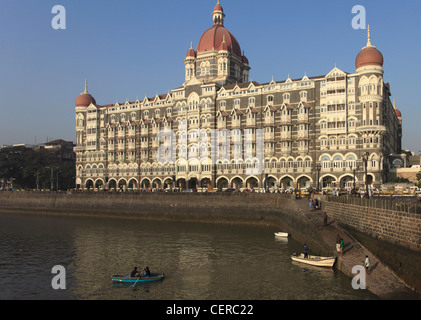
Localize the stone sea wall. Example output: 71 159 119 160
320 197 421 250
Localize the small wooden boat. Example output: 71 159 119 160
274 232 289 237
111 273 165 283
291 253 336 268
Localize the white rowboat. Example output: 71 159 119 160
274 232 289 237
291 254 336 268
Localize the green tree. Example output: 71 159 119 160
387 177 411 184
417 170 421 188
0 146 75 190
416 170 421 182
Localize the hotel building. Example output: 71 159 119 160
75 2 402 191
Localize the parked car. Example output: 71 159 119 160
223 188 238 192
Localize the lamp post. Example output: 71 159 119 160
46 167 54 191
36 170 39 191
172 175 176 192
56 170 61 191
362 152 369 197
351 164 359 195
313 163 322 192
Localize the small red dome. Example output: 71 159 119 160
186 47 196 58
395 109 402 118
214 3 223 12
356 46 383 69
76 93 96 107
242 55 249 65
197 25 241 57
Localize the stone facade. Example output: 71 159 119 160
74 2 402 192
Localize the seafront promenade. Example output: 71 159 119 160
0 190 419 298
295 199 418 299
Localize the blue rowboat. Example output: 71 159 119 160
111 273 165 283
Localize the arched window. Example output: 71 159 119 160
280 159 287 169
333 155 343 168
345 155 356 168
321 155 330 169
76 115 84 127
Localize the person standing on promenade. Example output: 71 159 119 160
336 234 342 253
303 244 309 259
340 238 344 256
323 211 328 225
309 199 313 211
365 255 370 275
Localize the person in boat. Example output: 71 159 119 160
144 266 151 277
131 267 141 278
303 244 309 259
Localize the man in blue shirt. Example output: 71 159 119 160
304 244 309 259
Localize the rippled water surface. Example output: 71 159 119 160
0 212 378 300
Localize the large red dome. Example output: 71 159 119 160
197 24 241 57
356 46 384 69
76 92 96 107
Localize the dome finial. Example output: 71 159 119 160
84 79 88 94
367 25 372 47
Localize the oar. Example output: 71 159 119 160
132 275 141 287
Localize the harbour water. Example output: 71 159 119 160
0 211 378 300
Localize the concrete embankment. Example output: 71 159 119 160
0 191 418 299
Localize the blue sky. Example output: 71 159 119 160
0 0 420 153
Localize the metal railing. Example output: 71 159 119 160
325 195 421 214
